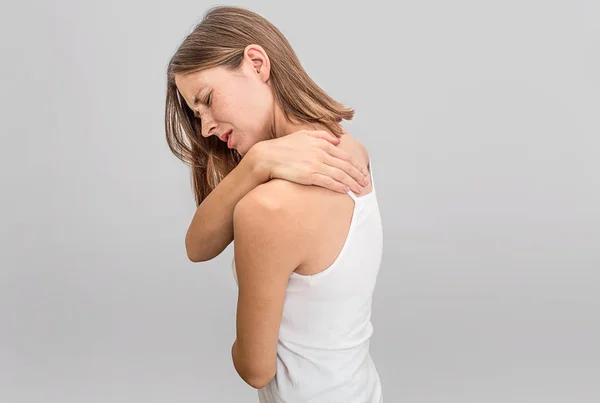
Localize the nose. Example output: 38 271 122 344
200 114 218 138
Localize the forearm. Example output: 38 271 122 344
185 146 268 262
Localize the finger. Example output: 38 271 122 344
318 159 365 194
321 142 369 186
306 130 340 144
312 172 351 194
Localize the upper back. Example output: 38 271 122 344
286 135 374 276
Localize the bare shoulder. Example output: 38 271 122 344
236 178 327 226
233 179 325 270
236 129 372 215
338 130 370 165
233 130 371 271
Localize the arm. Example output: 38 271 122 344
185 130 369 263
230 183 309 388
185 145 268 262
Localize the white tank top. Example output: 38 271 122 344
232 161 383 403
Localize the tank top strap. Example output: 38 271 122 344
368 160 374 190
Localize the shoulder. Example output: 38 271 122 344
234 179 327 230
233 135 370 227
235 179 298 211
233 179 336 264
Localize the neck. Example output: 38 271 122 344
269 102 329 139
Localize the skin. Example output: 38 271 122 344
175 44 373 389
175 45 329 156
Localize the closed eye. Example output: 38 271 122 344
192 93 211 118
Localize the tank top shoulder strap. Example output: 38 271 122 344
368 160 374 189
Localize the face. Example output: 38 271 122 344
175 46 274 156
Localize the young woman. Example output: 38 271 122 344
165 6 383 402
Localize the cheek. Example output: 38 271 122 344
231 90 271 131
246 86 272 126
219 79 273 137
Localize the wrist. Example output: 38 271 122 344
245 142 270 184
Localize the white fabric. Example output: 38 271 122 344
232 162 383 402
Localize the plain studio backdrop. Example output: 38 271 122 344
1 1 598 402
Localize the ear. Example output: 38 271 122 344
244 44 271 83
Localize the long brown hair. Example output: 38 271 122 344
165 6 355 205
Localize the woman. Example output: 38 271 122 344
165 6 383 402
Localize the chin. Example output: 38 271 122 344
236 141 250 157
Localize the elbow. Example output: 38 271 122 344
240 370 275 390
248 377 274 390
187 251 204 263
232 346 275 389
186 247 203 263
185 236 206 263
186 247 206 263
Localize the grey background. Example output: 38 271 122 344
1 0 598 402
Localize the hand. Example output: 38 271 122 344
251 130 370 194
